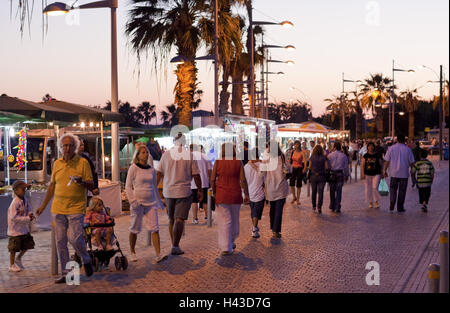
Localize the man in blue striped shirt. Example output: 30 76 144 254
327 141 349 213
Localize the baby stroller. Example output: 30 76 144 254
72 207 128 272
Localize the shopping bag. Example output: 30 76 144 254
378 179 389 196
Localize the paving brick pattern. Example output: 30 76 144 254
0 160 448 293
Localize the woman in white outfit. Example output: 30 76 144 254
125 145 166 263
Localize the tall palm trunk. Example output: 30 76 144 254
408 110 415 139
231 71 244 115
174 60 198 127
375 107 383 138
219 65 231 115
355 102 363 139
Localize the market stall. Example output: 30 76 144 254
276 121 329 151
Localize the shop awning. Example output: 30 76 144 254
277 121 330 133
0 95 77 122
0 111 44 124
39 100 123 123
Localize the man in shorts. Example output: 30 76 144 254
190 144 212 224
157 134 202 255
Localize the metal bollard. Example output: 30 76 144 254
146 230 152 246
428 263 440 293
207 189 213 227
51 226 58 276
440 231 449 293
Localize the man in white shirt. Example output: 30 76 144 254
383 134 415 212
190 144 213 224
157 134 202 255
244 149 265 238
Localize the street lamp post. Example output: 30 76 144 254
262 44 295 119
420 64 445 161
214 0 219 125
43 0 120 183
249 12 293 117
341 74 362 132
392 60 415 139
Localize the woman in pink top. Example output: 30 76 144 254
290 140 305 205
211 143 249 256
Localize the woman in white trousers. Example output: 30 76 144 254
211 143 249 255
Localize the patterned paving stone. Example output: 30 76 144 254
0 160 448 293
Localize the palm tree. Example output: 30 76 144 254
161 104 179 127
398 89 420 139
199 0 244 115
433 80 450 118
324 94 352 130
126 0 207 128
137 101 157 125
360 74 393 138
344 91 363 139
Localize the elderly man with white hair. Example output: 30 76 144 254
36 133 94 284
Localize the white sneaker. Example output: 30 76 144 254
130 253 137 262
9 264 21 272
15 258 24 270
154 254 168 264
193 218 199 225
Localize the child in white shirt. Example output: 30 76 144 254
7 180 35 272
244 149 265 238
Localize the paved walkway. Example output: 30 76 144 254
0 160 448 293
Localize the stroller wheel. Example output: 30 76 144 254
114 256 122 271
121 256 128 270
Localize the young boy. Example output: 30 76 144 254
411 149 435 213
7 180 35 272
244 149 265 238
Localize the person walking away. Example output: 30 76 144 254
327 141 349 213
190 144 212 224
411 149 435 213
260 141 289 239
36 133 94 284
126 145 167 263
412 141 424 163
157 134 202 255
210 143 249 255
7 180 35 272
343 145 352 183
309 140 316 153
289 141 305 205
361 142 383 209
306 145 329 214
244 148 265 238
383 134 415 213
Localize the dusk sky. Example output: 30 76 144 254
1 0 449 118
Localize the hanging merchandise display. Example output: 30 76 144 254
13 127 27 171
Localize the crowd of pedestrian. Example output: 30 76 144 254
5 131 439 285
